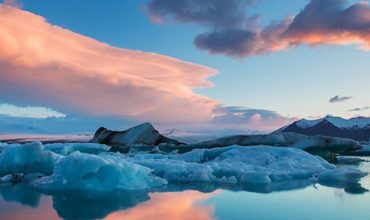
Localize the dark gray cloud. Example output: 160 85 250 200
329 95 352 103
144 0 255 27
194 28 258 57
145 0 370 58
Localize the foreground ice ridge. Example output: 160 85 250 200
0 142 366 191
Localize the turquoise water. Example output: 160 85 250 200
1 158 370 220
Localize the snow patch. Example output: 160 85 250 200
296 116 370 129
296 119 322 128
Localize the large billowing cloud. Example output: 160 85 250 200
0 4 296 131
145 0 370 58
0 4 218 124
283 0 370 48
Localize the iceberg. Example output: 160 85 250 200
0 142 8 152
89 124 363 158
0 142 62 176
123 145 366 186
185 133 360 153
32 152 167 191
90 123 183 151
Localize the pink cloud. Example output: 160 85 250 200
0 5 298 131
282 0 370 50
3 0 20 8
0 5 218 124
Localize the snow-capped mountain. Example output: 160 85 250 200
276 116 370 141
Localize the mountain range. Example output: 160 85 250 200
277 116 370 141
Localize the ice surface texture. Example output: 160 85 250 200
32 152 167 191
124 145 366 185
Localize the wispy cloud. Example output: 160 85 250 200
145 0 370 58
0 103 65 118
348 107 362 112
348 106 370 112
329 95 352 103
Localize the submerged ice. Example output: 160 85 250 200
0 142 367 192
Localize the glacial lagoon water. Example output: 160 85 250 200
1 158 370 220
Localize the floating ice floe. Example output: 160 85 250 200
0 142 111 178
123 145 366 185
32 152 167 191
0 142 62 176
185 133 360 153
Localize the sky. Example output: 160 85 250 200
0 0 369 132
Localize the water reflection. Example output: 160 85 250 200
105 191 216 220
0 183 40 207
51 191 150 220
318 180 369 194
